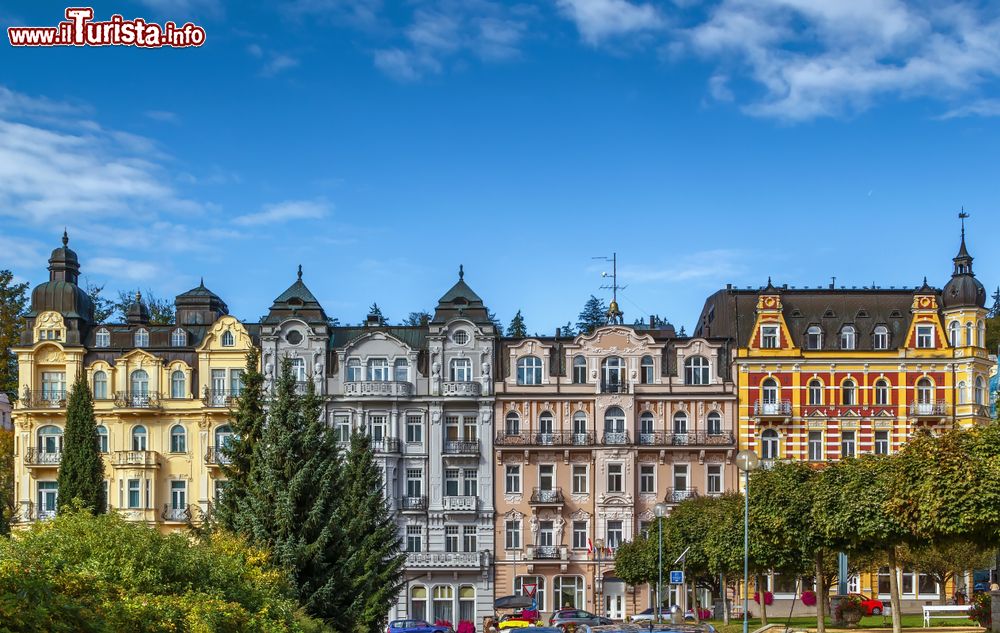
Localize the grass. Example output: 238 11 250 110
711 614 979 633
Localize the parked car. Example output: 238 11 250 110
388 620 451 633
550 609 614 629
849 594 888 616
631 608 657 622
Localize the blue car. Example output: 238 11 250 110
388 620 451 633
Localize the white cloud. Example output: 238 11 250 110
234 199 330 226
623 249 747 283
88 257 162 281
145 110 179 123
555 0 665 45
261 53 301 76
938 98 1000 119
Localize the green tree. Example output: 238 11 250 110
0 429 14 535
488 310 503 333
401 311 430 326
341 430 405 633
900 541 993 603
114 289 175 324
0 269 29 402
576 295 607 335
56 371 105 514
84 281 115 323
506 310 527 338
368 303 386 325
559 322 576 338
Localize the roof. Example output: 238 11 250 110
432 265 492 324
264 266 328 324
329 325 428 350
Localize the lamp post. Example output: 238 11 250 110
595 538 605 617
654 503 669 621
736 450 760 633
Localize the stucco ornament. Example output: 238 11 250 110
529 514 539 541
554 515 565 544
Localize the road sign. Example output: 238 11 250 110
669 571 684 585
523 583 537 598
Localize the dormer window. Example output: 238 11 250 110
95 328 110 348
346 358 362 382
221 331 235 347
873 326 889 350
572 356 587 384
916 325 934 349
171 328 187 347
516 356 543 385
840 326 856 350
134 328 149 347
760 325 779 349
367 358 389 382
806 326 823 350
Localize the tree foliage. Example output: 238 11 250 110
506 310 527 338
115 289 175 324
576 295 608 335
401 311 430 326
367 303 386 325
84 281 115 323
0 269 29 401
0 429 13 535
56 371 105 514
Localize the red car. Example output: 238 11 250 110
850 594 888 616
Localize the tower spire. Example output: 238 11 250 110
297 264 303 280
459 264 464 280
954 209 973 274
62 228 68 247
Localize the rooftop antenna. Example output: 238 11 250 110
960 207 969 238
593 252 626 324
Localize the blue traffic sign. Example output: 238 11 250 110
669 571 684 584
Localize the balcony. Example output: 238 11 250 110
372 437 402 454
400 496 427 512
162 504 192 523
442 495 479 512
112 450 160 468
24 448 61 467
527 545 567 560
495 432 595 447
602 431 631 445
600 382 629 394
638 431 737 447
204 446 231 467
344 380 413 397
114 391 162 409
909 401 949 418
19 389 66 410
753 400 791 418
442 381 482 397
664 487 699 504
443 439 480 456
202 389 240 408
530 487 564 505
406 551 482 568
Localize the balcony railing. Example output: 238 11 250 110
909 401 949 417
602 431 630 445
753 400 791 417
443 439 480 455
344 381 413 397
19 389 66 409
162 504 192 522
202 389 241 408
442 381 482 397
406 551 482 567
372 437 402 453
638 430 737 446
204 446 231 465
112 450 159 467
495 432 595 446
527 545 566 560
530 487 564 504
24 448 61 465
114 391 161 408
400 496 427 511
664 487 699 503
442 495 478 512
600 382 629 394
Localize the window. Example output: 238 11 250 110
607 463 623 493
707 464 722 494
874 379 890 405
221 331 234 347
170 370 185 399
554 576 584 610
808 431 823 461
916 325 934 349
406 525 422 552
171 328 187 347
406 415 423 443
842 379 856 406
93 371 108 400
134 328 149 347
505 519 522 549
132 425 148 451
538 412 554 442
230 369 244 396
572 521 587 549
505 465 521 494
978 320 985 347
808 379 823 405
672 411 688 436
95 328 110 348
639 412 654 441
504 412 520 435
445 525 460 552
346 358 362 382
367 358 388 381
538 464 555 493
913 378 932 407
517 356 543 385
463 526 478 552
958 380 968 404
410 587 427 622
966 322 974 347
288 357 305 382
394 358 409 382
96 425 108 453
453 329 469 345
601 356 624 389
215 425 234 452
170 480 186 510
806 326 823 350
572 464 588 494
572 356 587 384
170 424 186 453
707 411 722 435
873 325 889 350
464 469 478 497
840 326 856 350
841 431 855 458
949 321 960 347
37 425 63 456
641 355 654 384
41 372 66 401
607 520 624 549
450 358 472 382
639 464 655 493
760 429 779 459
433 585 454 623
673 464 689 493
976 377 986 405
604 406 625 435
874 430 889 455
515 577 546 613
572 411 587 437
762 377 779 404
334 416 350 443
127 479 141 508
406 469 423 498
761 325 779 349
37 481 58 518
684 356 710 385
458 586 476 623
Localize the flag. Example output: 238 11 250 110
587 538 594 555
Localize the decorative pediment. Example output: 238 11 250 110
116 347 162 366
569 508 592 521
504 509 525 521
575 325 656 356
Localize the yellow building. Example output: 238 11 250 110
12 233 255 532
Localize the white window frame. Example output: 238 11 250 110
505 464 521 494
639 463 656 493
808 431 823 462
916 325 934 349
607 462 624 493
761 325 779 349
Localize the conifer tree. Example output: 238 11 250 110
576 295 608 334
341 430 405 633
57 371 105 514
0 270 29 402
506 310 527 338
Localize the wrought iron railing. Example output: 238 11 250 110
602 431 630 445
162 503 192 522
753 400 791 416
204 446 231 465
400 496 427 511
24 447 61 465
202 389 241 407
529 545 560 559
372 437 402 453
530 487 564 504
114 391 161 408
495 431 595 446
664 487 699 503
909 401 949 416
600 382 629 394
19 389 66 409
443 439 480 454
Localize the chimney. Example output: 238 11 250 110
649 315 655 329
555 327 561 339
420 314 429 326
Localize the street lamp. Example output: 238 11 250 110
735 450 760 633
595 538 605 616
654 503 669 621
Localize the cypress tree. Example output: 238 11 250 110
341 429 405 633
57 371 105 514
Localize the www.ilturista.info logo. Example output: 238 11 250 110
8 7 206 48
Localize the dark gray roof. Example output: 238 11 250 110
329 325 428 350
264 267 328 324
432 266 492 325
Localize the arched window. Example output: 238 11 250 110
916 378 933 405
92 370 108 400
215 424 234 449
504 412 520 435
707 411 722 435
572 356 587 384
132 425 148 451
450 358 472 382
807 379 823 405
958 380 967 404
762 378 779 404
806 326 823 350
432 585 454 623
760 429 779 460
975 377 985 405
292 357 307 381
170 424 186 453
394 358 409 382
604 406 626 442
37 425 63 456
840 326 856 350
134 328 149 347
949 321 960 347
978 320 985 348
171 328 187 347
96 425 108 453
874 379 890 406
346 358 362 382
638 411 655 441
95 328 110 348
170 370 185 399
640 355 654 385
601 356 624 390
516 356 542 385
221 330 235 347
458 585 476 623
672 411 688 435
842 379 856 406
873 325 889 350
572 411 588 439
129 370 149 406
538 411 554 443
410 586 428 622
966 322 974 347
684 356 710 385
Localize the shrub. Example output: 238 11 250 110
835 594 865 620
457 620 476 633
753 591 774 605
801 590 817 606
970 592 991 628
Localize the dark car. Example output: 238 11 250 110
388 620 450 633
550 609 614 629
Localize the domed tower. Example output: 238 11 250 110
941 212 987 349
23 231 94 345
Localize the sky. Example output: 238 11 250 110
2 0 1000 334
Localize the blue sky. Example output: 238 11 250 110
2 0 1000 333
